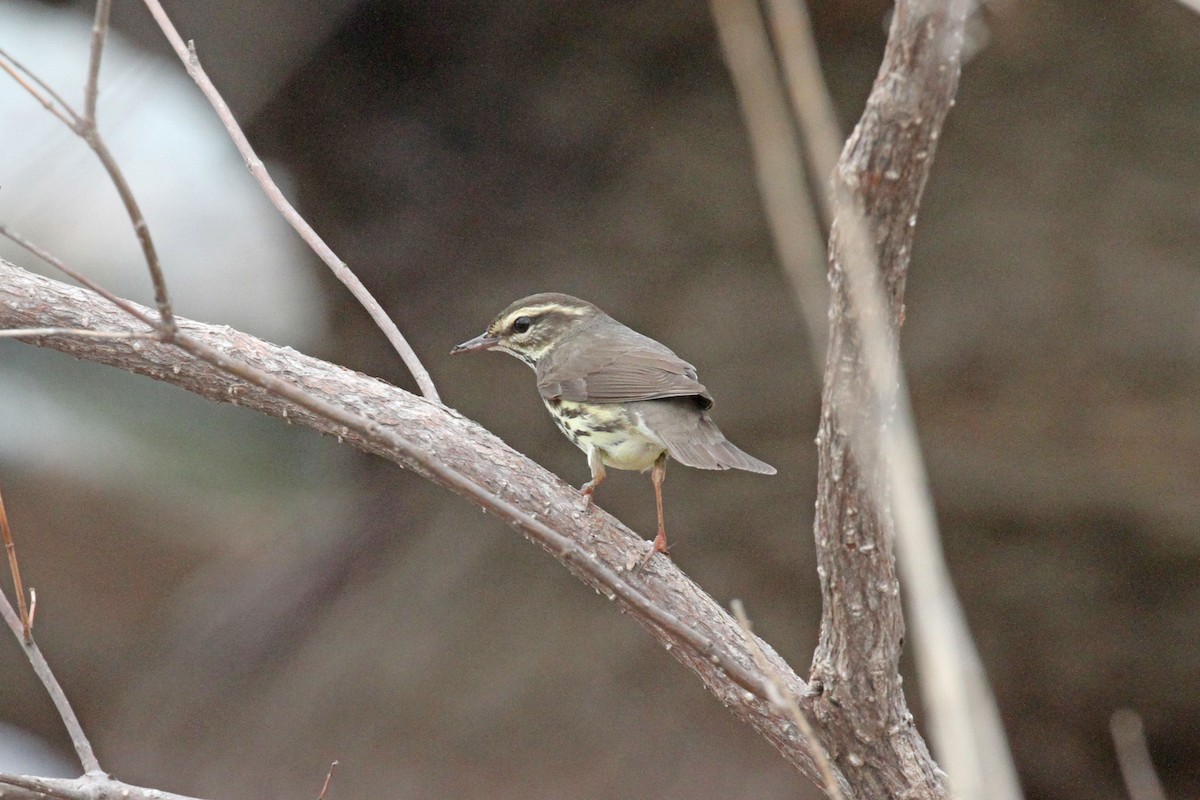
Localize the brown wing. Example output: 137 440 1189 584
536 320 714 408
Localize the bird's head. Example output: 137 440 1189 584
451 293 602 367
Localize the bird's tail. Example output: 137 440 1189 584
638 402 777 472
665 434 776 474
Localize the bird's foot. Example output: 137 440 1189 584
578 481 597 509
635 529 670 575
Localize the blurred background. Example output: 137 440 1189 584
0 0 1198 798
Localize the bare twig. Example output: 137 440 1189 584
0 485 32 641
0 17 174 326
762 0 842 228
317 761 339 800
83 0 112 123
137 0 441 404
708 0 828 362
731 600 846 800
0 225 158 327
0 49 76 127
0 4 177 329
1111 709 1168 800
0 583 102 774
0 327 156 340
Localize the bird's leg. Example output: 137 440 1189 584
637 453 670 573
579 445 606 507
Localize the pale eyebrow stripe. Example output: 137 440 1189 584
497 304 588 330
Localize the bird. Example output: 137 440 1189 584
451 292 776 569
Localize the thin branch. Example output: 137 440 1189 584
0 48 78 128
731 600 847 800
1111 709 1168 800
0 773 211 800
79 134 176 329
708 0 828 363
762 0 842 228
0 583 102 774
316 761 339 800
83 0 113 124
0 327 156 340
0 256 830 783
0 225 159 328
0 485 32 641
137 0 442 404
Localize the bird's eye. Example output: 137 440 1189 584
512 316 534 334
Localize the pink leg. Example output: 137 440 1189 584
637 453 669 572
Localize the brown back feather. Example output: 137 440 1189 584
536 314 714 408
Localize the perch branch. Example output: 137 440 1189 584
0 257 834 786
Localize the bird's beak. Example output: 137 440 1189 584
451 332 500 355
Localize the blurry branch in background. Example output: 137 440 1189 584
708 0 828 364
316 761 339 800
139 0 441 404
0 499 169 800
1110 709 1168 800
0 573 106 786
1 486 34 641
713 0 1023 798
761 0 841 226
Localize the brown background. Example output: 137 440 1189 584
2 0 1198 798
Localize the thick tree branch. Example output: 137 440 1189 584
0 258 849 794
806 1 974 798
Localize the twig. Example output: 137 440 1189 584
708 0 828 363
731 600 846 800
762 0 842 228
83 0 113 123
1110 709 1168 800
0 49 76 128
0 327 156 340
0 225 159 327
0 47 174 330
316 761 339 800
0 5 177 330
137 0 442 404
0 582 102 774
0 485 32 641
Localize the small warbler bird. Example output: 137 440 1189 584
452 292 775 567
